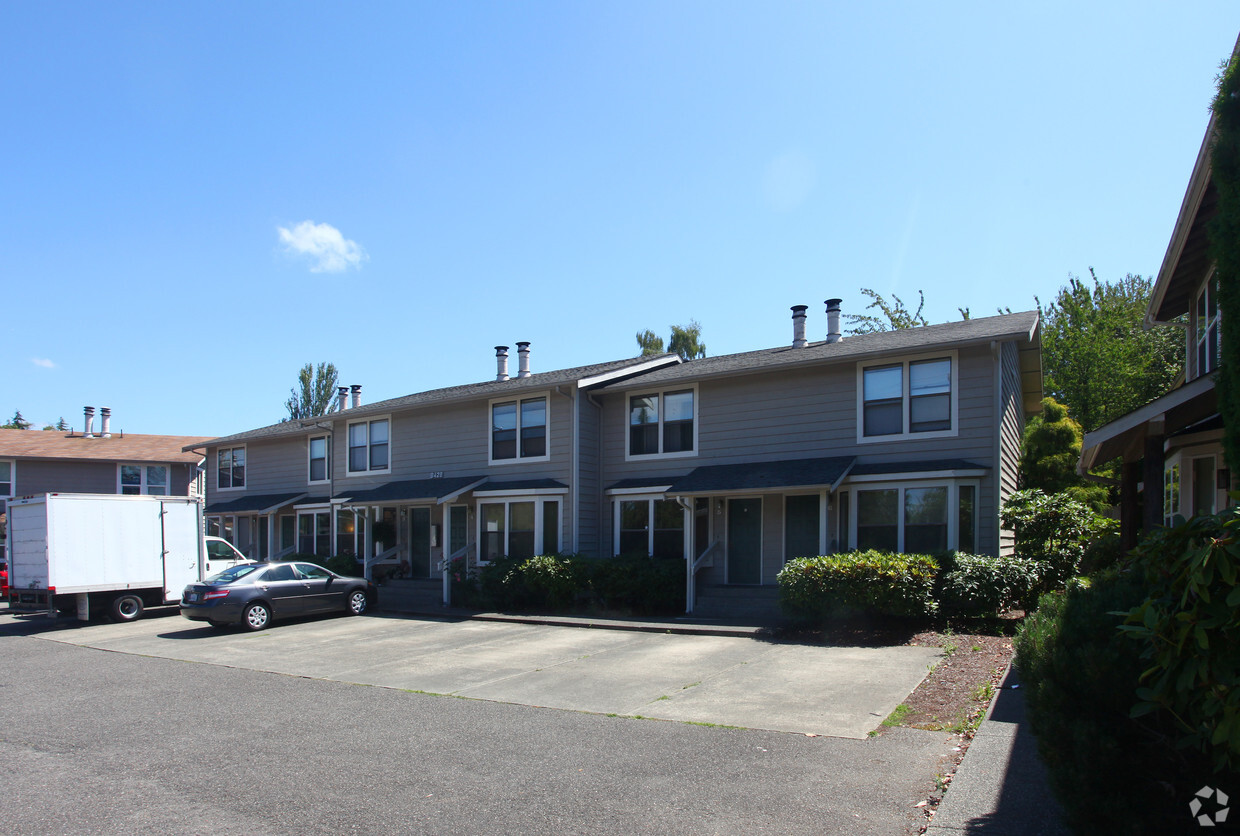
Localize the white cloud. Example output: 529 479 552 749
30 357 56 369
761 151 818 212
278 220 367 273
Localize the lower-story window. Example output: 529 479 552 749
614 498 684 559
478 498 561 562
298 509 331 556
848 481 976 554
206 515 237 544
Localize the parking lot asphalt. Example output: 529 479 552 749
1 608 942 739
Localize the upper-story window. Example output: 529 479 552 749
217 447 245 490
120 464 168 495
627 388 695 458
491 396 548 463
308 435 330 483
348 418 389 474
1195 275 1220 379
858 354 956 441
0 460 12 496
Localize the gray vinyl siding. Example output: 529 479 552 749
998 340 1025 555
599 344 1005 562
204 388 581 554
12 460 198 496
576 391 602 556
601 345 999 475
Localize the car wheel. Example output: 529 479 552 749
346 589 368 615
242 602 271 631
109 593 144 623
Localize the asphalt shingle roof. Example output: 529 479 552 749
186 354 680 450
595 310 1040 390
0 429 211 465
337 476 486 504
667 456 857 494
205 492 307 514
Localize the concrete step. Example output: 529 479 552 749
692 585 784 622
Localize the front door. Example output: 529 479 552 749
727 498 762 585
409 507 432 578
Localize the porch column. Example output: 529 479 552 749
363 506 376 581
442 503 451 607
266 512 275 560
1142 433 1165 535
1121 461 1141 553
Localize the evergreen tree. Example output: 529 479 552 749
284 362 340 420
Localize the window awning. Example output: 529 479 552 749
335 476 487 505
473 478 568 497
205 492 307 515
605 476 680 494
666 456 856 496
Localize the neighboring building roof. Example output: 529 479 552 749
593 310 1041 391
185 354 681 451
1148 109 1218 324
665 456 857 495
0 429 211 465
1078 374 1218 472
205 492 308 515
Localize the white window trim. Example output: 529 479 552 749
841 478 979 553
296 507 334 556
1192 271 1220 381
0 458 14 496
206 514 238 545
487 393 552 466
308 434 331 485
345 415 392 477
1164 452 1183 527
612 494 687 557
1186 453 1220 518
623 383 699 461
856 350 959 444
216 446 246 492
117 463 170 495
476 496 561 564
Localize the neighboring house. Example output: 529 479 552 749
0 408 211 562
1079 108 1228 548
189 305 1042 613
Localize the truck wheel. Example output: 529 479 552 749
346 589 368 615
109 593 144 623
242 602 271 631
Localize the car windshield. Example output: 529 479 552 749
205 564 264 584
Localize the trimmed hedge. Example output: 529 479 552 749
777 551 938 621
936 552 1040 616
452 553 685 616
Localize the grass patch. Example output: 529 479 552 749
882 704 911 727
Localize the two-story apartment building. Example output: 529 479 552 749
0 407 210 562
1080 107 1229 547
190 305 1042 613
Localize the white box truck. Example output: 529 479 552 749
6 493 250 622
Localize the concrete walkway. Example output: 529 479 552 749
928 664 1069 834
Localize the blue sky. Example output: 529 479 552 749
4 3 1238 437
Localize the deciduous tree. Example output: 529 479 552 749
284 362 340 420
1039 270 1182 434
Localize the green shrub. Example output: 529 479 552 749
936 552 1040 616
462 553 684 616
1000 489 1115 591
292 552 360 576
1120 508 1240 774
585 554 685 615
1015 571 1215 833
777 551 938 622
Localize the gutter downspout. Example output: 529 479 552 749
557 386 579 554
